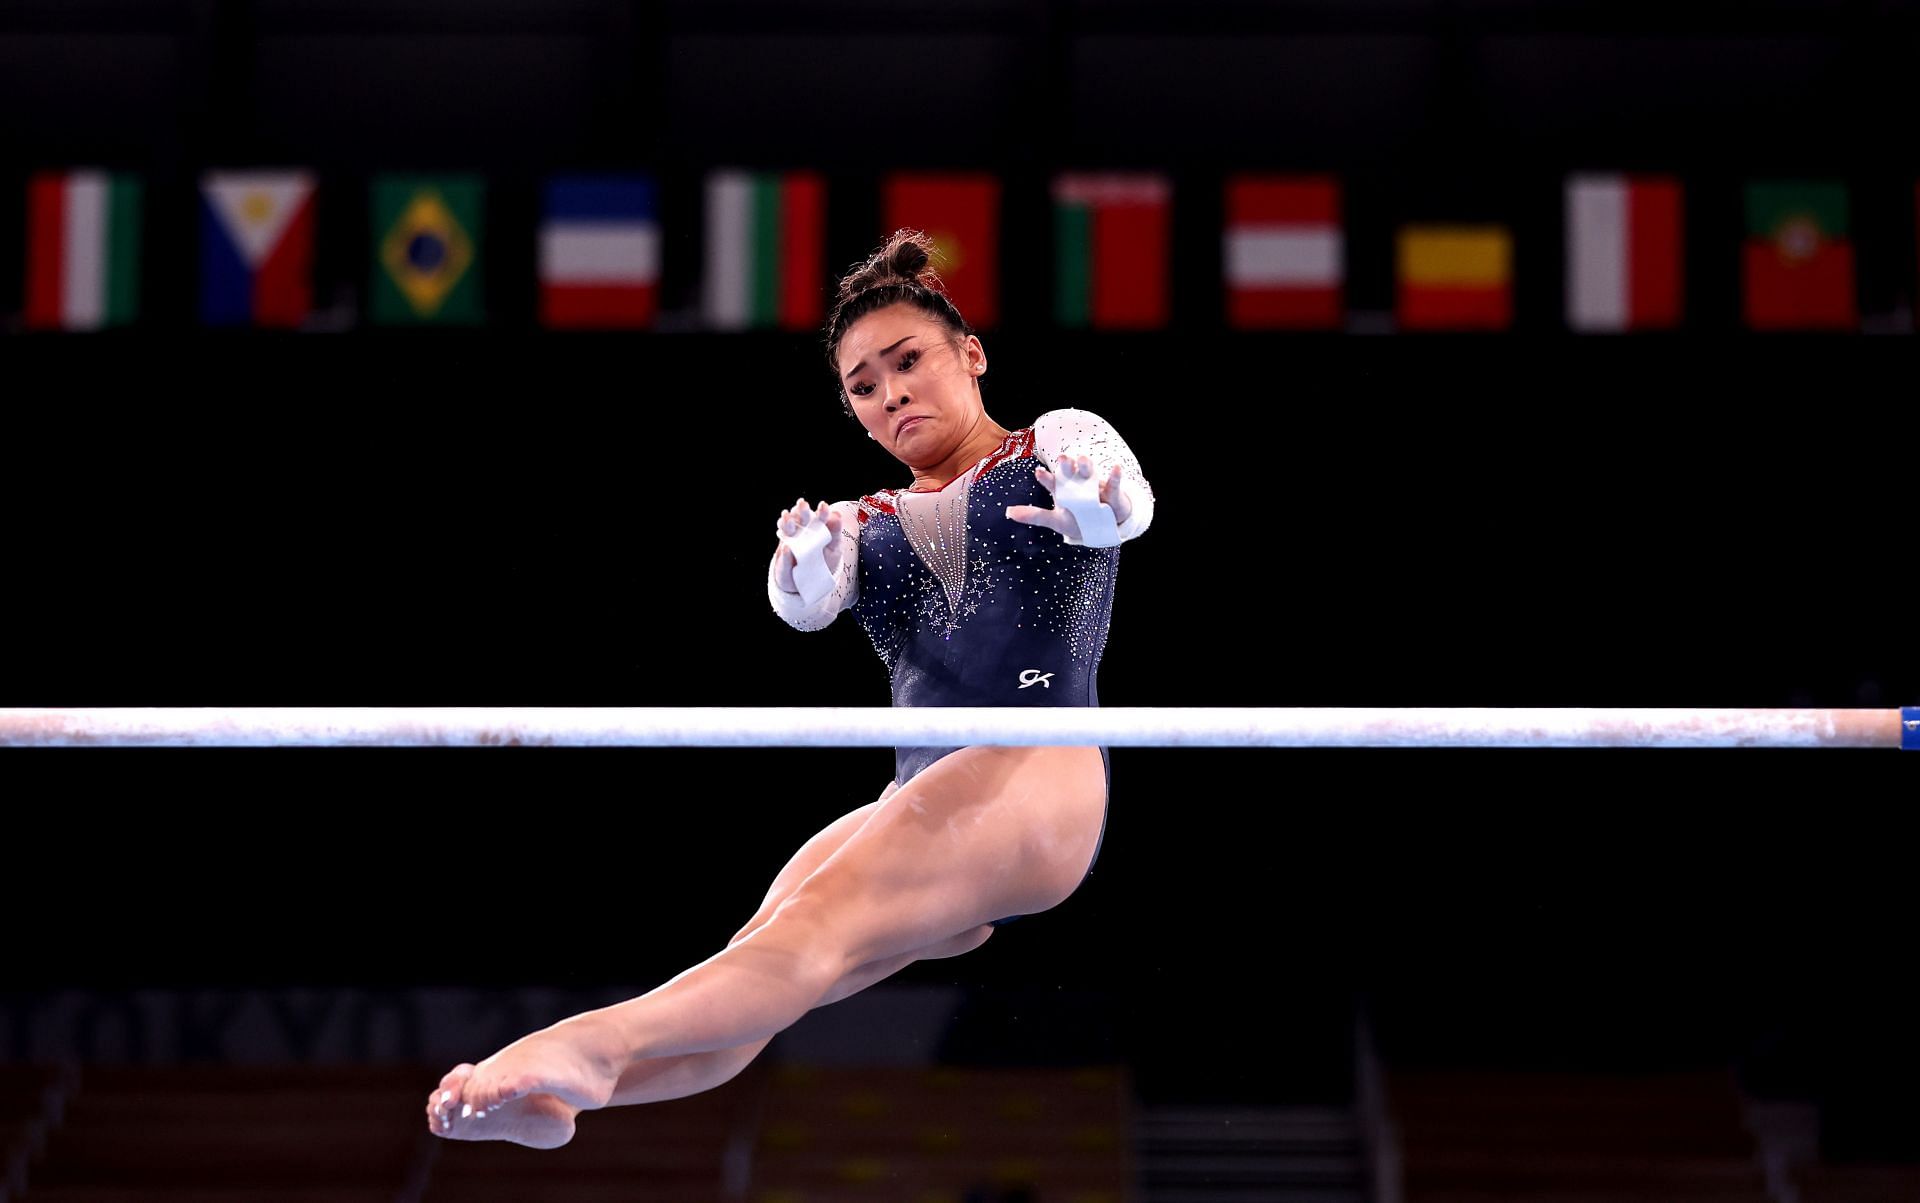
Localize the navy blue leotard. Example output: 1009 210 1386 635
769 408 1154 926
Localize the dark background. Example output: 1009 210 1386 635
1 0 1914 1124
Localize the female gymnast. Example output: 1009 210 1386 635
424 229 1155 1149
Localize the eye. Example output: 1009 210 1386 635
848 350 920 398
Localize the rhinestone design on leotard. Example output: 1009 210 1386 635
766 407 1154 786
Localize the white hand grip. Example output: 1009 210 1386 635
1053 463 1121 547
782 516 837 606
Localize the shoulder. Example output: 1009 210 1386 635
1032 408 1127 454
849 493 896 526
1033 407 1116 436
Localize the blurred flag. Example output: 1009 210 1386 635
372 175 483 325
1397 225 1512 330
1052 172 1171 329
25 170 142 331
881 173 999 328
200 169 315 328
1223 175 1342 329
1743 181 1855 330
703 169 825 331
539 175 659 329
1566 173 1682 331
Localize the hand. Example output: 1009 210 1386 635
1004 454 1132 543
773 497 844 593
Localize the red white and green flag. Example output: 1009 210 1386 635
1223 175 1342 329
1565 173 1682 331
702 169 825 331
25 170 142 331
1052 172 1170 329
1743 181 1855 330
881 172 999 328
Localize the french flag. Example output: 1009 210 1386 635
199 170 316 328
539 176 659 328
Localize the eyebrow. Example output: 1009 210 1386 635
843 336 916 383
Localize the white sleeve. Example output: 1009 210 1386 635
767 499 862 631
1031 408 1156 544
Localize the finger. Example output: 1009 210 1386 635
1034 466 1056 491
1006 505 1060 532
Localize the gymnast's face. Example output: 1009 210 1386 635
838 304 987 465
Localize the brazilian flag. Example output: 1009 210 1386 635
371 175 483 324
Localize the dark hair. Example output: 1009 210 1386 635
824 229 976 419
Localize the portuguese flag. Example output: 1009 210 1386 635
1743 182 1855 330
371 175 484 325
1397 225 1512 330
1052 172 1171 329
881 173 999 328
25 170 142 331
702 169 825 331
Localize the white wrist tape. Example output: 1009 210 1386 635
781 515 837 606
1052 461 1121 548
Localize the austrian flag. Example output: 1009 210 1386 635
1223 175 1343 330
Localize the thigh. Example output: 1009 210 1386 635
728 779 897 947
776 744 1107 969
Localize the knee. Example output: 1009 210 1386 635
761 893 863 990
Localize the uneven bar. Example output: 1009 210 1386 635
0 708 1903 748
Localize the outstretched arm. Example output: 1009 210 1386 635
1009 408 1156 546
767 498 861 630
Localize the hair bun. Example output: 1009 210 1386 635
883 231 934 284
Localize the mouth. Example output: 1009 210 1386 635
895 416 928 435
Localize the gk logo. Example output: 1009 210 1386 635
1018 669 1054 689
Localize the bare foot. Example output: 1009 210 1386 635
460 1011 628 1115
425 1063 578 1150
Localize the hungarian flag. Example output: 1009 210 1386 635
25 170 142 331
372 175 483 325
881 173 999 328
1223 175 1342 329
1566 173 1682 332
1397 225 1512 330
1052 172 1170 329
539 175 659 329
702 169 825 331
1743 182 1855 330
200 170 315 328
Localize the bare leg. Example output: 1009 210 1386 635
427 925 993 1146
453 745 1103 1116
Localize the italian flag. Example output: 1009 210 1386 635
1566 174 1682 332
1397 225 1512 330
1743 182 1855 330
25 170 141 331
1223 175 1342 329
1053 172 1170 329
702 170 825 331
881 173 999 328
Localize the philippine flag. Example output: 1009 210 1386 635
199 170 316 328
539 176 659 328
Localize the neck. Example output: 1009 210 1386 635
909 411 1011 491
